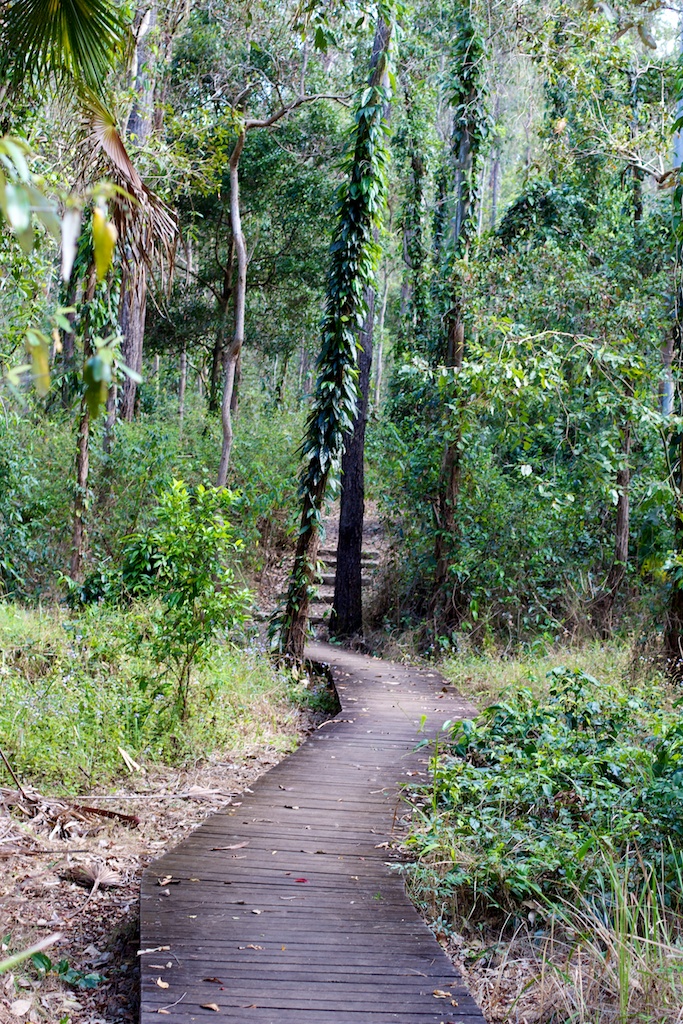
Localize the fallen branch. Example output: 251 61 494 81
67 803 140 828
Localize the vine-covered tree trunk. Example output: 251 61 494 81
331 291 374 637
278 17 393 664
431 8 489 625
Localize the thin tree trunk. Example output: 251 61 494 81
665 306 683 675
119 261 147 421
373 267 389 410
230 352 241 415
208 241 235 414
594 418 631 635
70 267 97 581
60 276 78 407
103 379 117 456
431 15 484 623
432 304 465 618
331 291 374 637
179 343 187 434
118 3 157 421
217 131 247 486
489 147 501 229
275 353 289 405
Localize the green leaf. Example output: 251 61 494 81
4 183 31 232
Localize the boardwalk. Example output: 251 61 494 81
139 643 485 1023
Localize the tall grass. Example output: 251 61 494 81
536 852 683 1023
0 603 308 791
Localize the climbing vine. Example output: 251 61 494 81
276 17 394 663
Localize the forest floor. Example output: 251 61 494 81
0 707 328 1024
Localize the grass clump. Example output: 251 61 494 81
0 603 310 792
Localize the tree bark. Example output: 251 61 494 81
217 130 247 486
373 268 389 410
432 302 465 620
60 276 78 407
665 312 683 676
118 3 157 421
103 379 117 456
594 418 631 635
70 267 97 581
489 147 500 229
331 291 374 637
208 238 235 414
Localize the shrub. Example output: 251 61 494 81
406 666 683 919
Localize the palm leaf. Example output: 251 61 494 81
82 94 177 276
1 0 125 94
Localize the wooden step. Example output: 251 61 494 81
319 548 380 564
320 574 371 587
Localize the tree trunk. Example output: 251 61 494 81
432 302 465 619
118 3 157 421
60 276 78 407
594 418 631 635
208 240 235 414
331 291 374 637
667 495 683 679
70 267 97 581
275 353 289 405
230 351 241 415
666 310 683 675
373 266 389 411
103 379 117 456
217 131 247 486
431 16 485 623
489 147 501 229
119 261 147 421
179 342 187 433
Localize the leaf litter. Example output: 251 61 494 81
0 729 319 1024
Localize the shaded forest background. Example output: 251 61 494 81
1 0 683 666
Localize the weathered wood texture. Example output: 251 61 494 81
139 643 484 1023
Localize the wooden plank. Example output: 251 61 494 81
139 642 484 1023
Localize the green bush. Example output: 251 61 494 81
406 665 683 919
122 480 253 715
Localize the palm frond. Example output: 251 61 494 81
1 0 125 94
82 94 177 279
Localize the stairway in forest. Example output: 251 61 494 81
308 547 381 625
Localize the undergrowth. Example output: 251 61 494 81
406 644 683 1023
0 603 312 792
